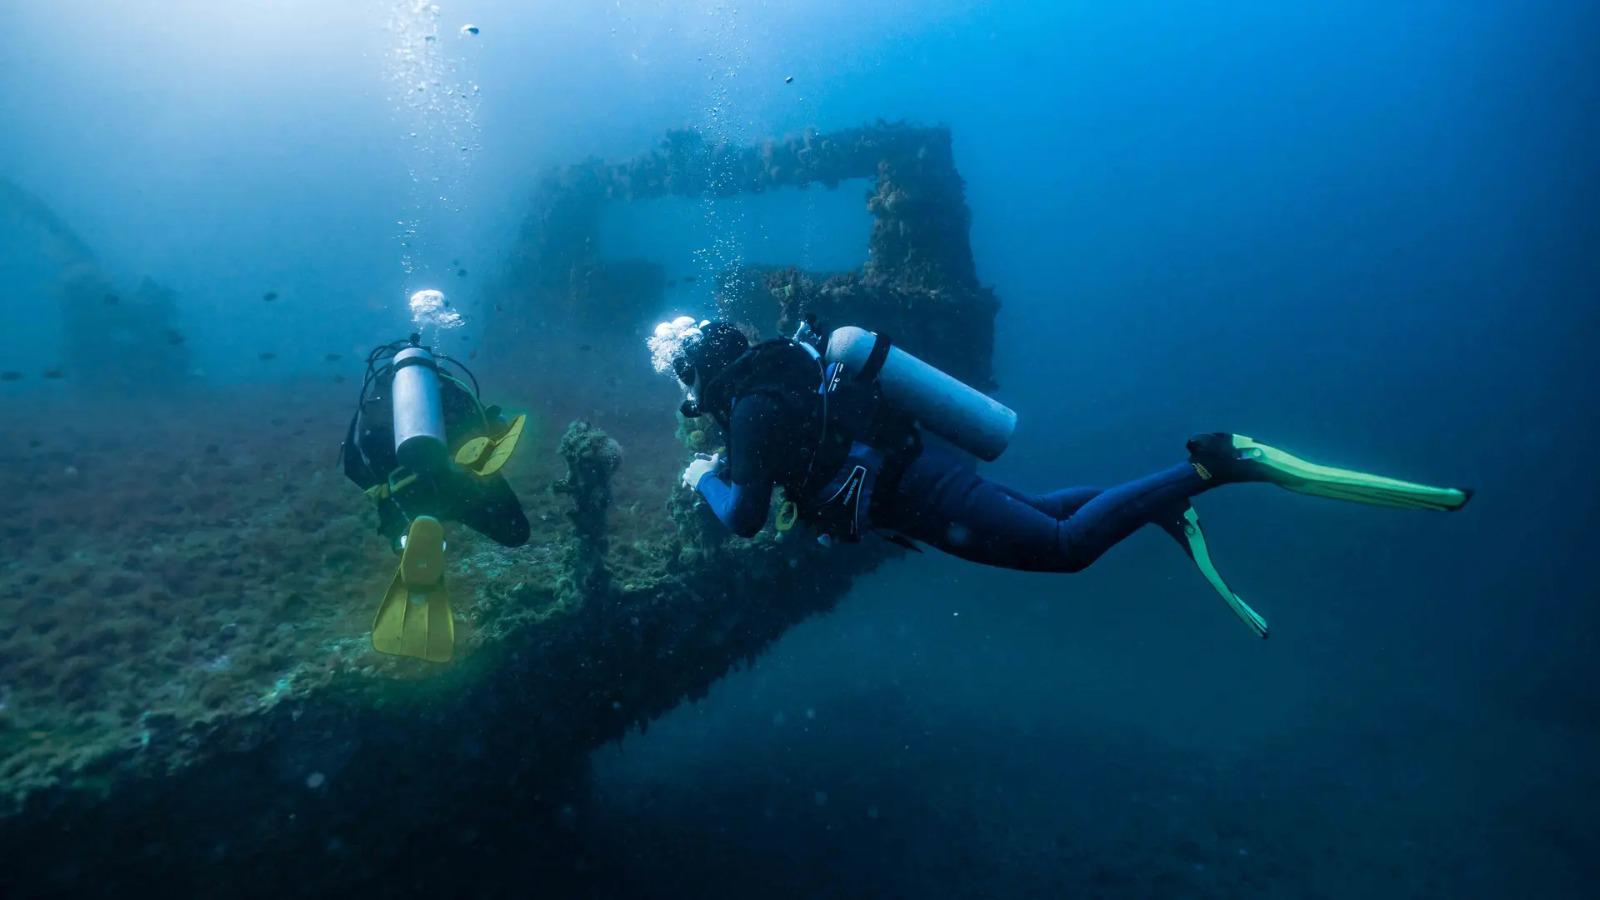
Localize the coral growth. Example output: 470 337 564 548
554 420 624 601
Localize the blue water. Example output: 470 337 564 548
3 1 1596 895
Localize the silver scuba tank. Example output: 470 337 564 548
391 346 449 473
825 326 1016 462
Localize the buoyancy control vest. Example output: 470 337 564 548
705 338 919 542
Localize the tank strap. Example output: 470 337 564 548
857 333 892 382
392 353 438 374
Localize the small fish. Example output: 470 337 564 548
468 349 478 360
682 275 697 283
165 331 186 345
333 374 347 384
259 352 276 361
578 344 593 352
262 291 278 302
42 369 65 379
456 268 468 277
103 293 120 305
324 352 342 362
1 371 21 382
460 24 480 36
785 75 794 84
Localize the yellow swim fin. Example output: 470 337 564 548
453 436 491 470
372 516 454 662
453 413 527 477
476 413 525 476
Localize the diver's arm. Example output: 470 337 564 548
692 394 781 537
695 471 773 538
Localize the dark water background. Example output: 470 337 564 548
3 1 1597 895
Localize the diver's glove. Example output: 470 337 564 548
682 452 723 489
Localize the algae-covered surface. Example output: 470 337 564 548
0 371 896 894
0 379 684 813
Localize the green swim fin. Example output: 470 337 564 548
1188 433 1473 512
1163 504 1269 638
372 516 454 662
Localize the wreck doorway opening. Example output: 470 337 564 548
596 179 874 330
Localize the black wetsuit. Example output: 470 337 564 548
341 374 530 548
697 393 1213 572
874 443 1208 572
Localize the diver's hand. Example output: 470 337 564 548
682 453 722 489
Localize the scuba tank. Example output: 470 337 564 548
391 345 448 473
824 326 1016 462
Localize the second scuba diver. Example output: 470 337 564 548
653 316 1472 637
340 334 530 661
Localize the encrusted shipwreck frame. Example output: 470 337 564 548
0 122 1001 893
496 121 999 387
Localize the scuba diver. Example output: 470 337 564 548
653 316 1472 637
340 334 530 661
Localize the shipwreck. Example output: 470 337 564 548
0 121 1002 893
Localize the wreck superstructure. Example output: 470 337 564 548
492 121 998 388
0 122 1002 894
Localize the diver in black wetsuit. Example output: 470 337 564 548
339 336 532 662
340 337 530 551
658 319 1473 637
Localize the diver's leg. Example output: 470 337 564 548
879 447 1069 570
1003 486 1207 561
447 473 532 547
975 463 1210 571
375 496 410 553
1049 464 1211 570
880 448 1208 572
997 485 1103 519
